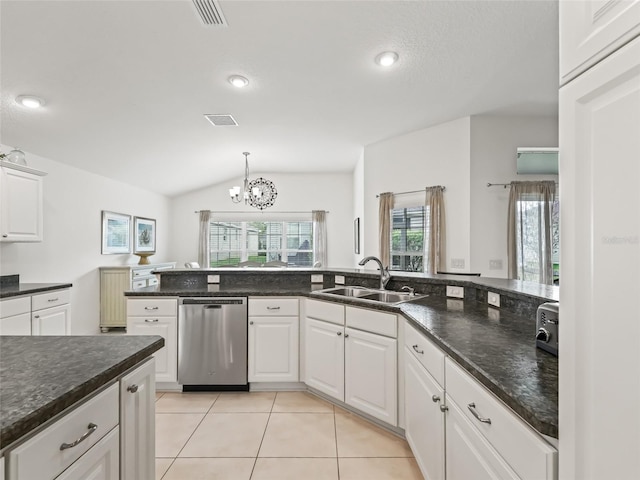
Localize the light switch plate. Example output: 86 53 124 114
311 274 323 284
207 275 220 284
335 275 345 285
488 291 500 307
446 285 464 298
489 259 503 270
451 258 465 269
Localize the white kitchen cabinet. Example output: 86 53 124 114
559 33 640 479
344 327 397 426
0 297 31 335
304 317 345 400
55 427 119 480
127 298 177 383
248 298 299 383
31 289 71 335
560 0 640 85
120 358 155 480
0 162 45 243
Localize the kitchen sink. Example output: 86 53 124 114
313 286 425 305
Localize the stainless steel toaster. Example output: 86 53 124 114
536 302 558 356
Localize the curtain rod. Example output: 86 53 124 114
376 186 445 198
487 182 558 188
194 210 329 214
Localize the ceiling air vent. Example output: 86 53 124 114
191 0 227 26
204 114 238 126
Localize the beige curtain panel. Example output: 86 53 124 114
425 186 446 274
378 192 394 268
197 210 211 268
507 181 556 284
312 210 328 267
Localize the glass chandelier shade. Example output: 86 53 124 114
229 152 277 210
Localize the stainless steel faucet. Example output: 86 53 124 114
358 256 391 290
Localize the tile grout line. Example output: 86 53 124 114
248 391 278 479
334 406 341 480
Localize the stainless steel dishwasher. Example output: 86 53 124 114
178 297 248 391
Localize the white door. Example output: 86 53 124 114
0 166 43 242
344 327 397 425
127 317 177 383
32 304 69 335
559 35 640 480
249 317 299 382
120 359 155 480
304 317 344 401
560 0 640 84
405 348 445 480
0 313 31 335
445 398 518 480
55 427 119 480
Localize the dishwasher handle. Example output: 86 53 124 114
204 305 222 309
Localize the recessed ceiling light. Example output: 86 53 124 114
16 95 45 108
228 75 249 88
375 51 399 67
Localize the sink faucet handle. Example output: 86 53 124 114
401 285 415 296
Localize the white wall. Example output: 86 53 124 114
362 117 472 272
169 172 354 268
469 115 559 277
353 151 365 265
0 146 171 334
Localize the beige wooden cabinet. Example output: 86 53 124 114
0 161 45 243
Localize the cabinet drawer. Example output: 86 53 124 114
346 306 396 338
249 297 299 316
0 296 30 319
132 268 155 278
405 320 445 387
445 359 557 479
305 298 344 325
132 280 147 289
147 277 159 287
32 289 70 311
7 383 119 480
127 298 177 317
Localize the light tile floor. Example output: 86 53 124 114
155 391 423 480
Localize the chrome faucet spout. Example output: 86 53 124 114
358 256 391 290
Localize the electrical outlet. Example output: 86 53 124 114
488 292 500 307
489 259 503 270
311 274 323 284
207 275 220 284
451 258 465 269
488 308 500 321
335 275 345 285
446 285 464 298
447 299 464 311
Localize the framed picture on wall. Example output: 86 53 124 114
101 211 131 254
354 217 360 254
134 216 156 253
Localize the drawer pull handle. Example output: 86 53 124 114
144 306 159 310
412 345 424 354
249 321 254 325
468 403 492 424
34 315 40 319
60 423 98 450
266 306 281 310
48 298 59 302
145 318 159 323
432 395 441 403
127 384 139 393
439 404 448 413
337 332 342 336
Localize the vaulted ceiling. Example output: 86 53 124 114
0 0 558 196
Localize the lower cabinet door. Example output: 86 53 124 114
344 327 397 425
55 427 119 480
0 313 31 335
32 304 69 335
445 397 518 480
120 359 155 480
127 317 177 383
405 348 445 480
304 318 344 401
249 317 299 382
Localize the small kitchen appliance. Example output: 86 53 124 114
536 302 558 356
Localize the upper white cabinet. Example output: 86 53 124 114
248 297 299 383
0 162 45 242
560 0 640 84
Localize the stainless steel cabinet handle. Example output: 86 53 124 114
337 331 342 336
266 306 281 310
249 321 254 325
145 318 159 323
345 333 349 338
439 405 448 413
60 423 98 450
468 403 492 424
432 395 441 403
127 384 139 393
2 234 7 238
34 315 40 319
144 306 159 310
412 345 424 354
48 298 59 302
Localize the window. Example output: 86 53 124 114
209 221 313 267
390 206 428 272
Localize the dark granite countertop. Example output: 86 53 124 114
0 283 73 299
125 284 324 297
0 335 164 450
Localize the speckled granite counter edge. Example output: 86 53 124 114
0 283 73 299
0 338 163 448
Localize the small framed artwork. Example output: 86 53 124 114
354 217 360 254
134 216 156 253
101 211 131 254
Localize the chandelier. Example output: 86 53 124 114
229 152 278 210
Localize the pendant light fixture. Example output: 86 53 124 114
229 152 278 210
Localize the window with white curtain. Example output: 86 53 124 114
390 206 429 272
209 220 313 267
